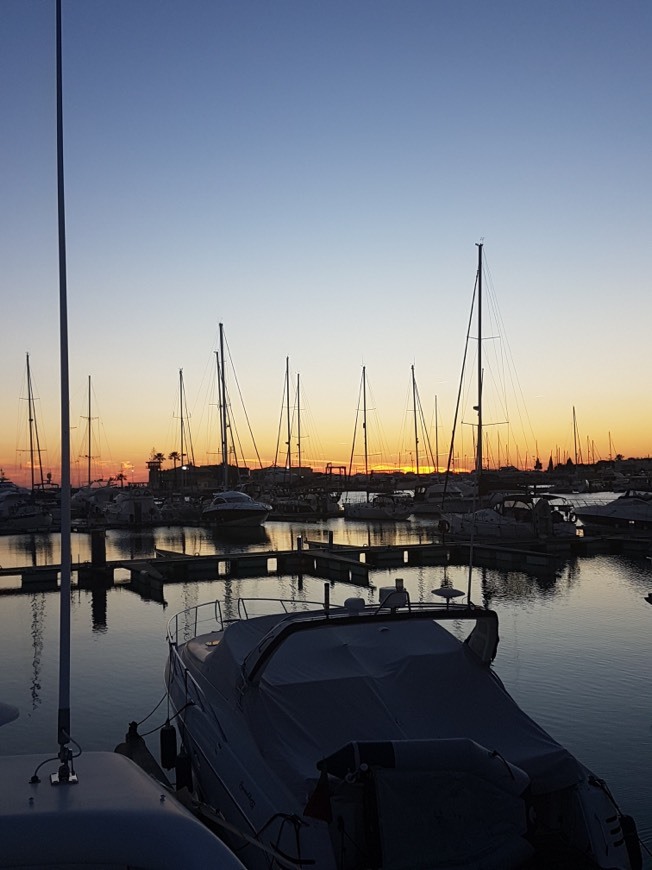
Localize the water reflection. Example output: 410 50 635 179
12 533 55 567
209 526 270 551
108 529 156 560
90 587 108 633
29 592 45 710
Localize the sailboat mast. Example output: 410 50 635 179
434 394 439 475
26 353 36 491
411 364 419 477
56 0 72 754
219 323 228 489
476 242 483 479
285 356 292 477
573 406 578 465
87 375 92 487
362 365 368 483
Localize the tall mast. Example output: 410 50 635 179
476 242 483 481
362 366 369 498
56 0 72 758
26 353 35 490
25 353 46 491
285 356 292 477
434 394 439 475
219 323 228 489
573 406 578 465
86 375 91 487
411 364 419 477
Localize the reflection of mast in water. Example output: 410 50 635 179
29 592 46 710
16 533 54 568
91 587 108 633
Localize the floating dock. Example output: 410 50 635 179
0 530 648 596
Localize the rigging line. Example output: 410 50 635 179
273 368 289 468
413 378 436 468
181 374 196 467
445 273 478 486
365 378 393 467
347 370 363 477
223 333 264 469
136 691 168 727
482 256 538 449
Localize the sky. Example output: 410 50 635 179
1 0 650 487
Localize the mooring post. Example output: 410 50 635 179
90 529 106 566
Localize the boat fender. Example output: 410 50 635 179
175 747 193 793
160 721 178 770
438 519 450 534
621 815 643 870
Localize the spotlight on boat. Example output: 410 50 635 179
433 586 465 608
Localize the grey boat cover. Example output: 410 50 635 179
192 611 580 801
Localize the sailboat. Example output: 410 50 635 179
0 354 56 534
440 246 578 541
343 366 413 521
201 323 271 527
261 359 343 519
0 5 246 866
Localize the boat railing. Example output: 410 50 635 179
166 600 225 647
237 597 327 621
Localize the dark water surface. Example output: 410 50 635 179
0 510 650 864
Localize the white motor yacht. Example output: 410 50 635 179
202 490 272 527
343 493 413 521
441 492 580 540
165 580 640 869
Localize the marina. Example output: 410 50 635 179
0 513 651 866
1 1 650 865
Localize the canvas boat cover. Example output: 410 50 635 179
187 609 580 802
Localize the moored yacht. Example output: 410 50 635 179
343 492 413 521
441 492 580 540
164 579 641 869
202 489 272 527
573 490 652 535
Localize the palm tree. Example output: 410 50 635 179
169 451 181 488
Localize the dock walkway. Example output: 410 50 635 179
0 532 647 595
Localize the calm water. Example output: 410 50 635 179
0 508 650 864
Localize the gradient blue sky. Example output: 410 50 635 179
1 0 650 484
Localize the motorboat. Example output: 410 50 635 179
202 490 272 527
165 579 641 869
266 489 344 520
0 745 246 869
0 488 53 533
573 490 652 535
102 485 163 527
441 492 580 540
411 477 478 516
343 493 413 521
